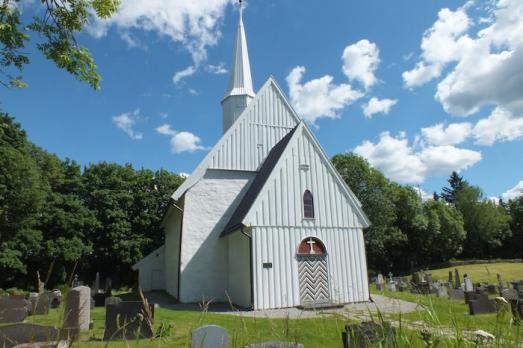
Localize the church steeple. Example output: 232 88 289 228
221 0 255 133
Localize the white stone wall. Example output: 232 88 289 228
227 231 251 307
136 246 165 292
179 169 255 303
164 206 183 298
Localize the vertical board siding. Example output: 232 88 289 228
252 227 369 310
210 82 297 171
246 127 365 229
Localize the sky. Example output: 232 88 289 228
2 0 523 201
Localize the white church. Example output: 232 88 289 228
133 5 371 310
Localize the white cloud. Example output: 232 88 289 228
421 122 472 146
502 181 523 201
188 88 199 96
362 97 398 118
354 131 481 184
402 6 471 88
472 107 523 145
173 65 196 85
286 66 363 125
342 40 380 90
156 124 206 154
206 63 228 74
89 0 232 67
404 0 523 145
112 109 143 140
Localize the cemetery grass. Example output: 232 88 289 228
25 305 447 347
428 262 523 283
371 286 522 342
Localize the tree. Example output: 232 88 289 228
0 113 44 285
1 0 119 89
456 185 511 258
332 153 407 271
441 171 465 204
507 196 523 258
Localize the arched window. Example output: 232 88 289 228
297 237 326 255
303 190 314 218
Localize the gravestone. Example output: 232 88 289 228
105 296 122 306
105 277 113 296
93 293 107 307
62 286 90 341
468 293 496 315
50 290 62 308
448 271 453 284
0 323 62 348
437 285 448 298
342 321 395 348
464 275 474 292
29 292 51 315
245 342 304 348
103 301 154 340
192 325 228 348
92 272 100 294
454 269 461 289
71 275 80 288
375 274 385 291
449 289 465 300
0 298 29 323
388 281 397 292
425 274 433 287
487 284 497 295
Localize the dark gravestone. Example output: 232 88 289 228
448 271 453 284
245 343 304 348
0 323 62 348
487 285 498 295
29 292 51 315
468 293 497 315
501 288 518 301
454 269 461 289
0 298 29 323
93 293 106 307
342 321 395 348
103 301 154 340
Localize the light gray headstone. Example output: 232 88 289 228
464 277 474 292
376 274 384 284
62 286 90 341
192 325 228 348
437 286 448 298
388 281 397 292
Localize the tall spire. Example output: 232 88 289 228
224 0 254 99
221 0 255 133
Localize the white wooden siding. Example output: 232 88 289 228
252 226 369 310
245 125 367 229
172 78 300 201
211 81 297 170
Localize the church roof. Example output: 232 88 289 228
221 125 298 236
222 6 254 101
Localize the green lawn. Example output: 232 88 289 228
427 262 523 284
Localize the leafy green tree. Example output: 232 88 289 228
423 200 465 262
456 185 511 258
507 196 523 257
0 113 44 284
332 153 407 271
1 0 119 89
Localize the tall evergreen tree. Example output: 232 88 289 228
441 171 465 204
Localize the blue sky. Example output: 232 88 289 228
3 0 523 200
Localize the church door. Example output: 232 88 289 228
297 237 330 306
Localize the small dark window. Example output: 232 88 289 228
303 190 314 218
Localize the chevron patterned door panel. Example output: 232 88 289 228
297 255 330 305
